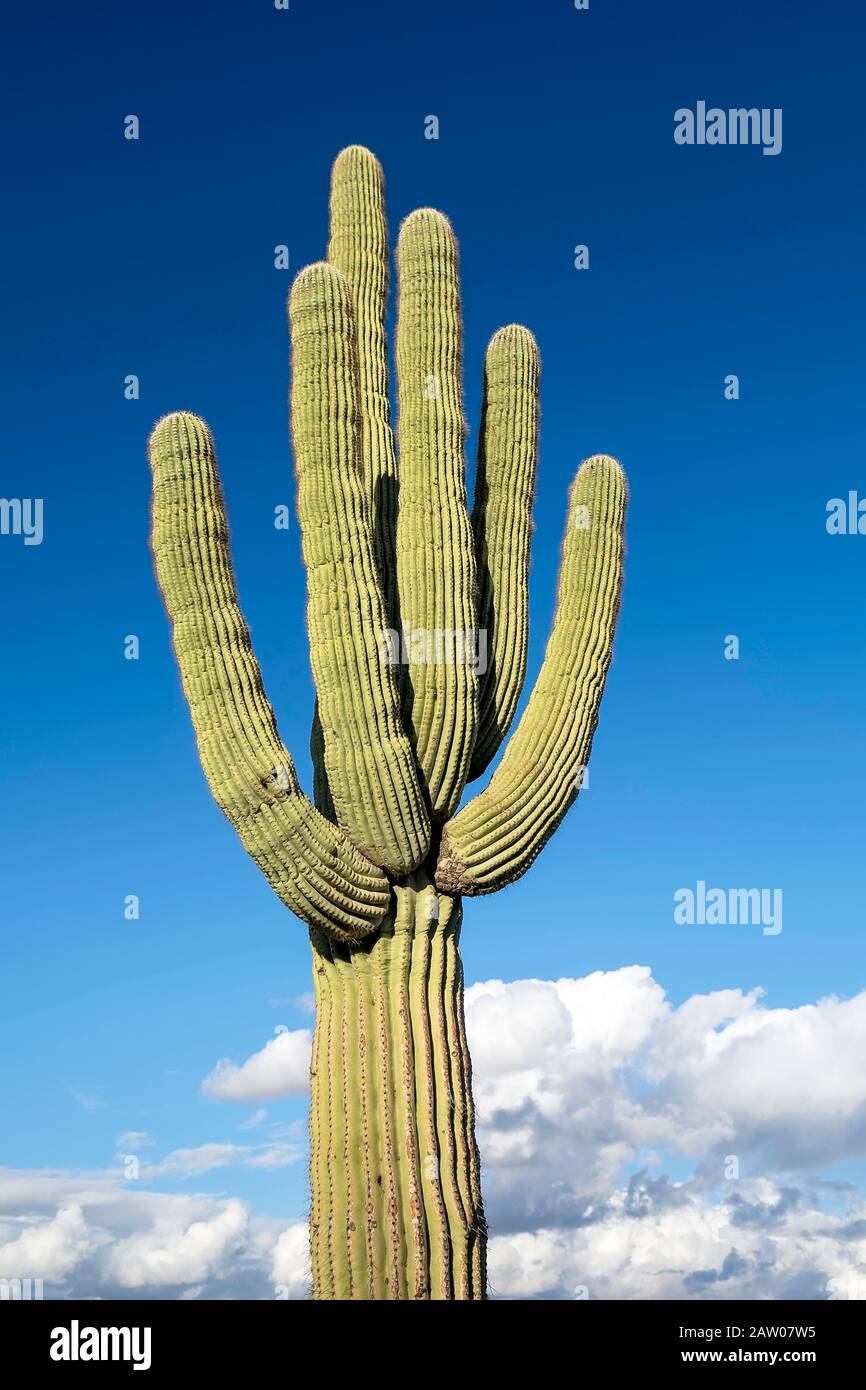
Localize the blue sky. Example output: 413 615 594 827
2 0 865 1294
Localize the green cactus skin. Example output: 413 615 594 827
395 208 479 822
148 411 389 944
149 146 627 1300
436 454 627 897
289 262 430 874
309 873 484 1300
468 325 540 780
326 147 399 623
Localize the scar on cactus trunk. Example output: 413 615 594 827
148 145 626 1300
309 874 485 1300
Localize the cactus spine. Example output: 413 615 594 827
149 145 627 1299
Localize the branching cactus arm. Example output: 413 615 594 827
469 324 540 780
394 208 479 821
148 412 390 943
437 452 627 895
288 262 431 874
307 147 398 827
326 147 399 618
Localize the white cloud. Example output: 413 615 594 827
0 1204 94 1283
144 1144 248 1178
202 1030 312 1102
115 1131 155 1152
488 1181 866 1300
237 1109 268 1131
272 1222 310 1297
464 968 866 1297
138 1140 302 1180
106 1199 248 1289
465 970 866 1229
247 1145 300 1170
0 1168 304 1299
645 989 866 1166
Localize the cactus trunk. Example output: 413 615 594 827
308 873 486 1299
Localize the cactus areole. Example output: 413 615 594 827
148 146 627 1300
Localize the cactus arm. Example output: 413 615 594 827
148 411 389 942
326 145 399 621
435 454 627 895
395 209 479 820
308 145 397 821
289 263 431 874
467 325 540 780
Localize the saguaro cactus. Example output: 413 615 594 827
149 146 627 1300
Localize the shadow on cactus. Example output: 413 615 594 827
148 146 627 1300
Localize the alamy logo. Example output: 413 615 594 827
674 102 782 156
0 497 43 545
674 880 782 936
826 491 866 535
380 625 487 675
0 1277 43 1300
50 1320 152 1372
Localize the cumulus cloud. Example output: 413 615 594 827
645 988 866 1167
0 1170 306 1300
272 1222 310 1297
464 968 866 1298
202 1030 312 1102
0 1204 95 1283
106 1199 248 1289
487 1181 866 1300
465 970 866 1227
